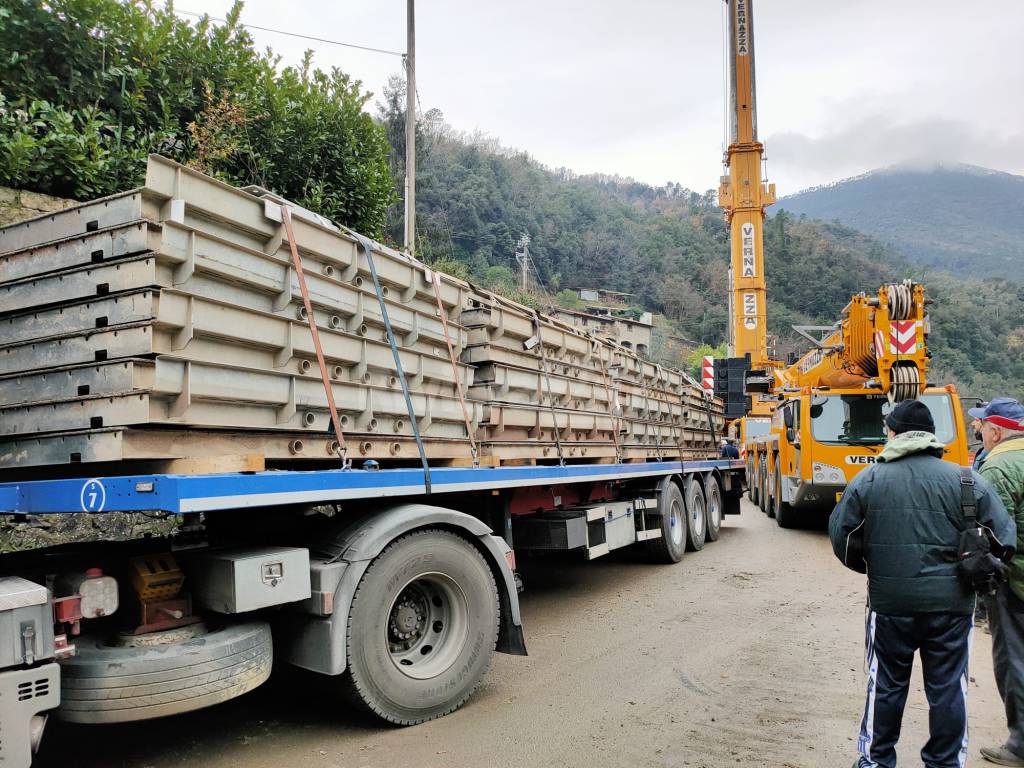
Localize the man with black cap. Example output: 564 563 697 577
972 398 1024 766
830 398 1014 768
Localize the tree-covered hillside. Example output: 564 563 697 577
380 89 1024 401
778 164 1024 280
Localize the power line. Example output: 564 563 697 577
530 259 550 295
171 8 405 57
401 56 425 119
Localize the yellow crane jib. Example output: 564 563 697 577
744 279 962 522
779 281 929 402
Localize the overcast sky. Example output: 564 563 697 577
180 0 1024 195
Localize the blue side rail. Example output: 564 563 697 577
0 459 745 516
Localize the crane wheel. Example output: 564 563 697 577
759 458 772 517
774 466 799 529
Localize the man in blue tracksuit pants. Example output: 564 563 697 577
830 400 1015 768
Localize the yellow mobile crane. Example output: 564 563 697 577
715 0 969 526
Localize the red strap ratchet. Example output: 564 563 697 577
429 270 479 464
280 205 349 466
593 340 623 464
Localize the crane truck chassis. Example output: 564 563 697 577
0 458 745 766
741 281 970 526
745 386 969 526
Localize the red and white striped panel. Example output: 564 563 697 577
889 321 917 355
702 355 714 392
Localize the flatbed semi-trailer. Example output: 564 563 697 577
0 457 744 767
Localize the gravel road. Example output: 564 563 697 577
38 501 1008 767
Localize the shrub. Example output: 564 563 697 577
0 0 394 235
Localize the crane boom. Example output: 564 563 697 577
778 281 928 401
718 0 775 370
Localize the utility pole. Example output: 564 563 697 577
403 0 416 256
514 234 531 291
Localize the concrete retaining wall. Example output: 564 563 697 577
0 186 74 227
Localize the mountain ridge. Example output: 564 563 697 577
777 164 1024 279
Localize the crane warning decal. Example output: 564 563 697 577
743 293 757 329
701 355 715 392
741 223 756 277
735 0 749 55
890 321 918 355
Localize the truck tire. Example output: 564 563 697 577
646 479 687 563
747 457 759 506
57 622 272 724
684 479 707 551
758 457 771 516
343 529 499 725
774 466 799 529
705 475 723 542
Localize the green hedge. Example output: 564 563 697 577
0 0 394 236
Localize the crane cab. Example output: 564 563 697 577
746 386 969 523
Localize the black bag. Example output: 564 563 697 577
956 466 1009 594
844 521 867 574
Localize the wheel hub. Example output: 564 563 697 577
389 592 427 644
669 500 684 546
386 573 470 680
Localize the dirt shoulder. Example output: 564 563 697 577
39 501 1008 768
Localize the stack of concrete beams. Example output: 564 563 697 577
0 156 725 475
0 156 481 471
462 290 725 462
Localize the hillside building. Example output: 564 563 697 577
547 302 654 356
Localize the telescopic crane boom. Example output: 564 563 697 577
718 0 776 373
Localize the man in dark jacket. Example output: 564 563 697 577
974 397 1024 766
830 399 1015 768
719 438 740 459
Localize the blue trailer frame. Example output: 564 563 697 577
0 458 745 516
0 454 746 766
